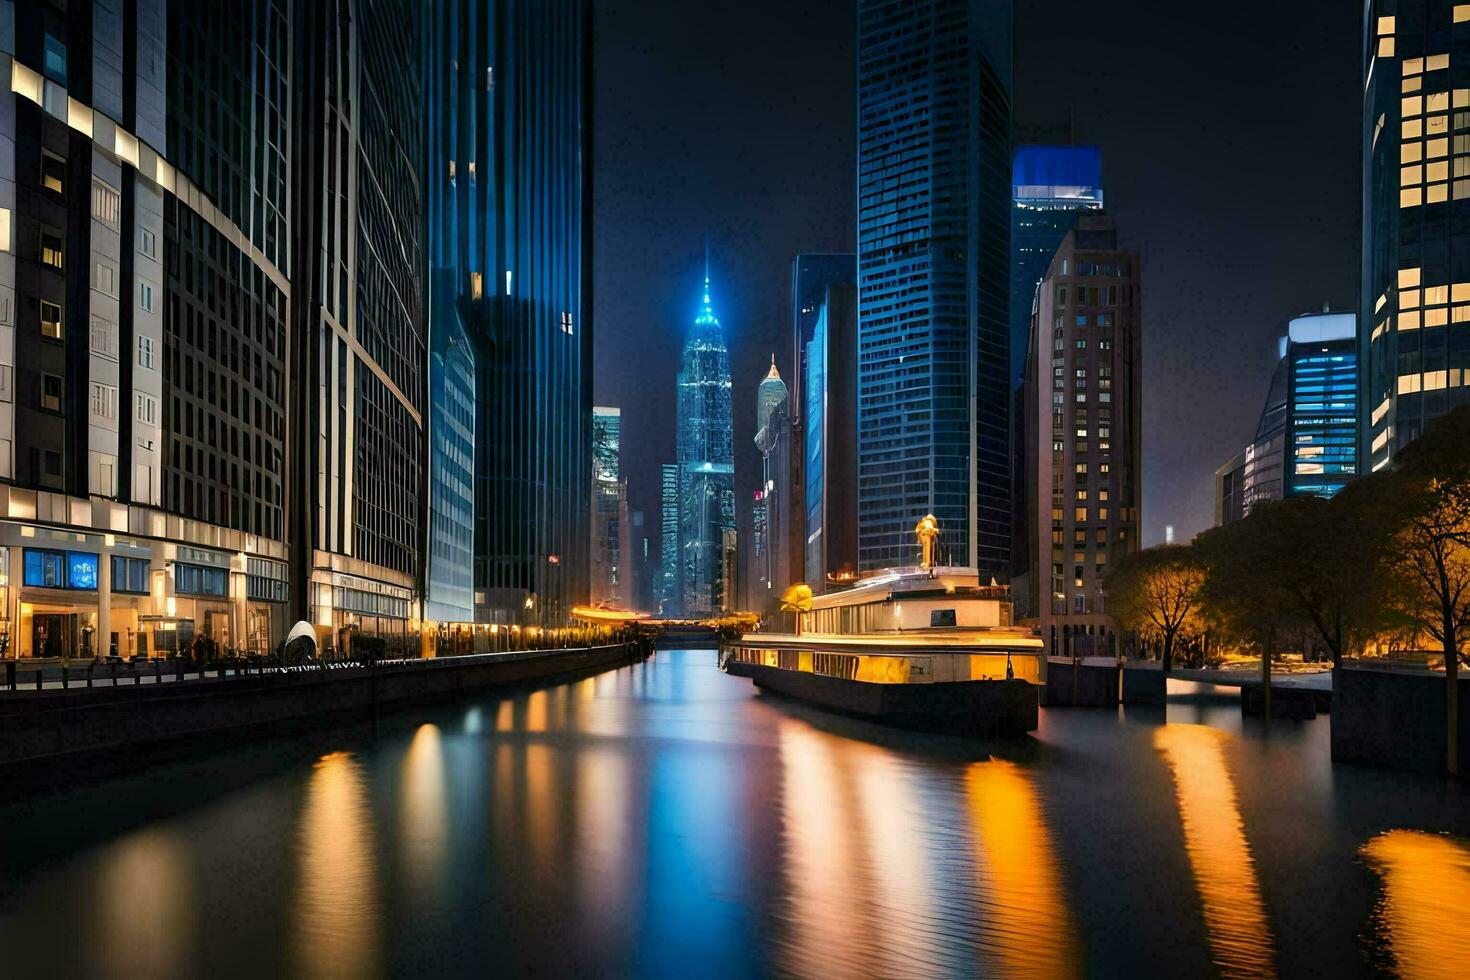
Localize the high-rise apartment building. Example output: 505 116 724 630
675 265 735 617
856 0 1012 576
1214 311 1358 525
1011 145 1104 388
421 0 593 626
803 283 859 590
1362 3 1470 471
1020 214 1141 652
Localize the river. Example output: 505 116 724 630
0 649 1467 978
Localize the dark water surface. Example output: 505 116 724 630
1 650 1467 979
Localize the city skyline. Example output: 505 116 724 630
591 0 1358 552
0 4 1467 978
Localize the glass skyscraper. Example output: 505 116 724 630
1215 311 1358 523
804 284 859 589
1011 145 1105 388
1362 2 1470 471
675 266 735 616
789 254 855 596
424 0 593 625
856 0 1012 576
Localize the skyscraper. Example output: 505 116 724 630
659 462 678 614
1214 311 1358 525
1020 214 1141 651
675 261 735 617
1011 145 1104 388
0 2 294 659
754 358 790 609
856 0 1012 576
790 254 855 593
590 406 631 606
804 284 860 590
423 0 593 626
1362 3 1470 471
291 0 427 654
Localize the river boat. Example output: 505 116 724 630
724 562 1045 736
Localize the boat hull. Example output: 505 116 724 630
726 659 1039 736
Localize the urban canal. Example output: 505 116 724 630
0 648 1467 978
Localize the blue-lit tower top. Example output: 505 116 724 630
1011 144 1105 388
676 249 736 615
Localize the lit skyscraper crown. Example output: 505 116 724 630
694 239 721 327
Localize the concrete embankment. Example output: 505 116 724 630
0 642 646 770
1332 666 1469 777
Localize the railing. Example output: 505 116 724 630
0 630 648 693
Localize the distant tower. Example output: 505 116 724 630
754 358 790 607
590 407 631 607
659 463 679 615
675 253 736 615
757 356 788 433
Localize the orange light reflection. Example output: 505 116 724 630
1361 829 1470 980
1154 725 1276 979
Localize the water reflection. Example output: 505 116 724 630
777 721 873 978
776 717 1080 978
293 751 381 980
2 649 1468 977
966 760 1081 980
1361 829 1470 980
1154 725 1276 979
96 830 193 979
399 724 448 904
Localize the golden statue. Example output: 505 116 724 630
915 513 940 568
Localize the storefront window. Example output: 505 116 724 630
69 553 98 590
112 556 150 593
24 548 98 590
175 562 227 596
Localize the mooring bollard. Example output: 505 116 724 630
36 667 43 691
176 659 184 682
61 665 69 690
5 660 14 690
155 660 163 684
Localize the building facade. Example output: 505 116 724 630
423 0 594 626
1362 2 1470 472
675 266 735 617
0 0 591 661
1011 144 1104 389
856 0 1012 576
1021 215 1141 652
0 1 295 659
289 0 427 655
803 283 859 591
1214 311 1358 524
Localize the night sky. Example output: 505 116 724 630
592 0 1359 563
